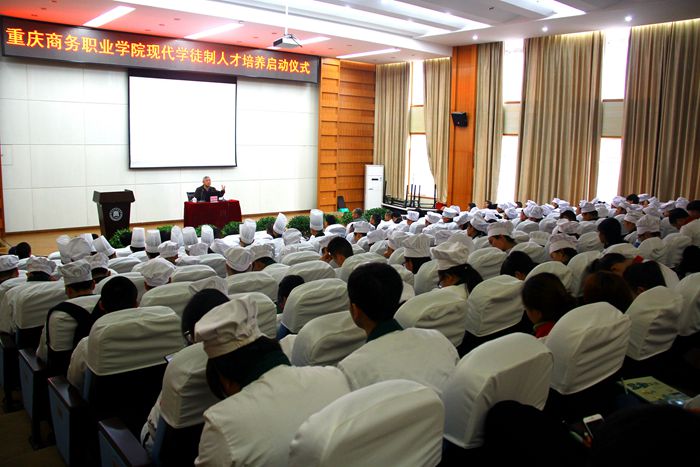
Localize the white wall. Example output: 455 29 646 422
0 56 318 233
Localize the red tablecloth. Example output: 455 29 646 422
183 200 242 229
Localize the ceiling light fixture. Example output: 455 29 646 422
84 6 135 27
472 34 478 40
184 22 243 39
625 15 632 22
501 0 584 19
337 48 400 59
541 26 548 32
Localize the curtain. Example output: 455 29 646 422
423 57 451 202
473 42 503 204
620 19 700 199
516 32 603 203
373 62 411 198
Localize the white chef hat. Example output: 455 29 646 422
145 229 162 254
387 231 410 250
141 258 176 287
325 224 347 236
469 214 489 234
56 234 71 264
441 207 458 219
200 225 215 246
552 219 579 236
353 221 372 234
176 256 201 266
210 239 230 255
549 234 578 254
131 227 146 248
188 243 209 256
525 205 544 219
237 220 255 246
60 260 93 285
580 202 596 214
636 214 661 235
0 255 19 273
283 228 303 246
182 227 198 247
450 205 461 213
248 243 275 262
310 209 324 231
67 236 92 261
487 220 514 238
642 206 662 217
170 226 184 247
93 236 116 257
367 229 387 244
624 211 643 224
639 193 650 202
431 241 470 271
426 212 442 224
225 247 253 272
158 241 180 259
502 208 517 220
273 213 287 235
455 212 471 226
195 297 262 358
612 196 626 207
405 210 420 222
188 276 229 296
79 234 96 253
676 197 689 210
88 252 109 270
26 256 56 275
403 234 431 258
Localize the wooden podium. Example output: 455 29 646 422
93 190 135 239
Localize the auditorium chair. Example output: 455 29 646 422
566 250 601 297
226 271 278 301
467 247 507 281
286 260 335 283
289 311 365 366
280 278 349 334
261 263 290 283
198 253 227 278
395 287 469 347
391 263 414 286
281 250 321 266
387 246 405 265
337 253 387 282
12 281 67 349
140 282 194 318
621 286 683 380
509 241 547 264
108 257 142 274
413 259 439 295
525 261 574 294
48 306 183 466
171 264 217 283
459 275 529 356
544 302 631 423
442 333 553 463
663 233 692 268
289 380 444 467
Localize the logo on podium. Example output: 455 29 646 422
109 207 124 222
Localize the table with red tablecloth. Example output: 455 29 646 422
183 200 242 229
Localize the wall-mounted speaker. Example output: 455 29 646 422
451 112 468 127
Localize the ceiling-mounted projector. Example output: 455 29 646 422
273 33 301 49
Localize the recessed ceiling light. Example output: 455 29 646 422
472 34 478 40
83 6 135 27
184 22 243 39
625 15 632 22
337 48 400 59
542 26 549 32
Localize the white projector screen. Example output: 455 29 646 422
129 74 237 168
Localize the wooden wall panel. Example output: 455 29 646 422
447 45 478 208
317 58 376 213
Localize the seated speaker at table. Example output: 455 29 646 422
194 176 226 202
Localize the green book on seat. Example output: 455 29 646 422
620 376 691 407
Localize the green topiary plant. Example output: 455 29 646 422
340 211 353 225
256 216 276 233
109 228 131 249
287 215 311 238
222 221 241 236
157 225 174 242
363 207 388 222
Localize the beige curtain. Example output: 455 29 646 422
620 19 700 199
517 32 603 203
373 62 411 198
473 42 503 204
423 58 451 202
